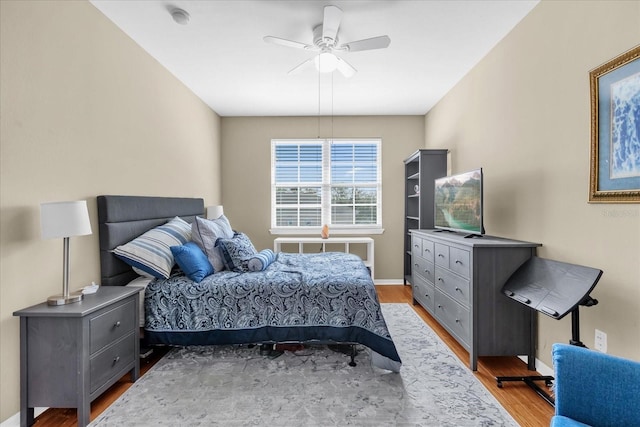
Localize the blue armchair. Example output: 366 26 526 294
551 343 640 427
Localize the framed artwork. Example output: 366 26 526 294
589 45 640 203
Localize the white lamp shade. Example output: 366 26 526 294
206 205 224 219
315 52 338 73
41 200 92 239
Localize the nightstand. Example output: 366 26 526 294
13 286 140 427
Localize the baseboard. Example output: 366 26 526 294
373 279 406 285
1 408 47 427
519 355 554 377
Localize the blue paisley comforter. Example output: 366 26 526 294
144 252 401 371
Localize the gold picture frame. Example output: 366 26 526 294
589 45 640 203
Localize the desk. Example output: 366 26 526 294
274 237 374 280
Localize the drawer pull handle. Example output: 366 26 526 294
424 269 430 274
437 304 442 309
438 254 445 258
437 277 443 282
113 356 120 366
114 321 121 328
455 287 460 292
455 260 462 265
455 319 460 323
414 263 419 267
414 244 419 248
424 249 430 253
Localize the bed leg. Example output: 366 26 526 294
349 345 357 367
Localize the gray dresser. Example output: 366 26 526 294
14 286 140 427
410 229 541 370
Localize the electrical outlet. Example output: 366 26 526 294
594 329 607 353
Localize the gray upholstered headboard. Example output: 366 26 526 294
97 195 205 286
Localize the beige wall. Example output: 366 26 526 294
424 0 640 366
221 116 425 280
0 1 221 421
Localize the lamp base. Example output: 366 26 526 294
47 291 84 306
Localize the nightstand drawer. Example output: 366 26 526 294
90 333 135 393
90 299 135 354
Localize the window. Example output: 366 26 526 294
271 138 382 234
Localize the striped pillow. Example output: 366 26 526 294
247 249 277 272
113 216 191 279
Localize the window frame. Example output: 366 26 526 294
270 138 383 235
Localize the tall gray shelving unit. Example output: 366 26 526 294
404 149 448 285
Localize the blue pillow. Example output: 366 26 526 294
248 249 277 272
215 232 257 272
170 242 214 282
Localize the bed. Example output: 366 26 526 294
97 195 401 372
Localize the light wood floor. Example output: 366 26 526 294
376 285 554 427
33 285 553 426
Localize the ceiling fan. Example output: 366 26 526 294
263 5 391 78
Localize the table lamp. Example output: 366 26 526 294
40 200 92 305
206 205 224 219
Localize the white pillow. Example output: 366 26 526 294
191 215 234 272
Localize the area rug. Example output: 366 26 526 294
90 304 517 426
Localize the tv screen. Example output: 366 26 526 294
434 168 484 236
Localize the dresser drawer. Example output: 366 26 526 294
421 239 434 261
435 290 470 347
434 243 449 268
449 247 470 278
411 236 422 258
435 266 470 306
413 274 435 314
90 333 135 393
90 299 135 354
413 256 435 284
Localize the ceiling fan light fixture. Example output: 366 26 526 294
170 8 190 25
315 52 338 73
264 4 389 77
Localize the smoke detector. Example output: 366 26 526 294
170 8 190 25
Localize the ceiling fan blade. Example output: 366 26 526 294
335 56 357 78
264 36 314 50
342 35 391 52
322 5 342 42
287 56 317 75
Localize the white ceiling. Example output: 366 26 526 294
89 0 538 117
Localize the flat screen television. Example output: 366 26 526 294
434 168 484 236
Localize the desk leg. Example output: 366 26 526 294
528 310 537 370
